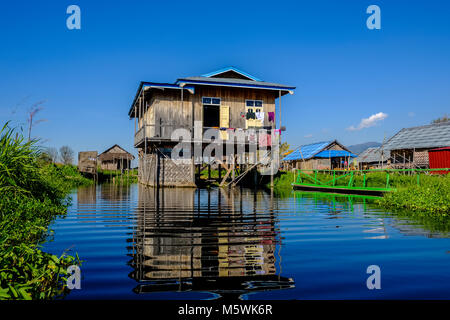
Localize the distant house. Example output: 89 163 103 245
98 144 135 170
78 151 98 174
383 121 450 168
282 140 356 170
356 147 390 169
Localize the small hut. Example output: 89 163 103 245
383 121 450 168
98 144 135 171
282 140 356 171
356 147 390 169
78 151 98 175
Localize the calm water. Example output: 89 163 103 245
43 183 450 300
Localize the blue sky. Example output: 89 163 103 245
1 1 449 164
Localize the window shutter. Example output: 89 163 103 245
220 105 229 140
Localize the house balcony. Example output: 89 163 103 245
134 124 278 148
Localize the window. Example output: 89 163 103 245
202 97 221 105
245 100 264 128
246 100 263 107
203 97 221 127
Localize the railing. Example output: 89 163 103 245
135 124 278 146
293 168 450 193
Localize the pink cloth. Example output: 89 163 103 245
259 133 272 147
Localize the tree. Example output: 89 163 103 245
38 151 52 164
46 147 59 163
59 146 74 165
279 142 291 158
431 114 449 124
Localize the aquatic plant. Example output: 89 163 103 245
0 123 86 299
274 168 450 216
378 174 450 215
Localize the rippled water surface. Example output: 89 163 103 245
43 183 450 299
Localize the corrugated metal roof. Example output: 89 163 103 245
383 121 450 150
356 147 390 163
282 141 332 161
201 67 262 81
429 146 450 152
129 68 295 117
315 150 357 158
176 77 295 91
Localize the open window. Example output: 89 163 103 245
202 97 221 127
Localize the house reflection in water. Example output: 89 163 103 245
128 185 294 299
76 184 97 205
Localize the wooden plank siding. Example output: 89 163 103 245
136 86 277 143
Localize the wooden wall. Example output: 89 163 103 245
139 86 278 134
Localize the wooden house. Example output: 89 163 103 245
356 147 390 169
98 144 135 170
128 67 295 187
78 151 98 175
383 121 450 168
282 140 356 171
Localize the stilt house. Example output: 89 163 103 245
128 67 295 187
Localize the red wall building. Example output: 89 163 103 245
428 147 450 174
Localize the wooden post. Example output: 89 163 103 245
278 90 282 144
190 90 195 186
218 164 221 181
208 163 211 180
270 152 274 189
403 151 406 169
232 155 235 181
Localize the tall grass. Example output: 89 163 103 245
0 123 88 299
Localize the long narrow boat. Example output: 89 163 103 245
291 183 388 197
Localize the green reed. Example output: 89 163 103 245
0 123 88 299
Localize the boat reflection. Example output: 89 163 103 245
128 186 294 299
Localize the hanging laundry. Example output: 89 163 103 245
268 112 275 122
246 110 256 119
248 132 257 143
255 111 265 122
258 133 272 147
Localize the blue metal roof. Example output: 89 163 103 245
282 141 332 161
201 67 262 81
176 77 295 93
314 150 357 158
129 82 195 116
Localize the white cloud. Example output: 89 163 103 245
408 112 415 117
304 134 313 138
347 112 388 131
